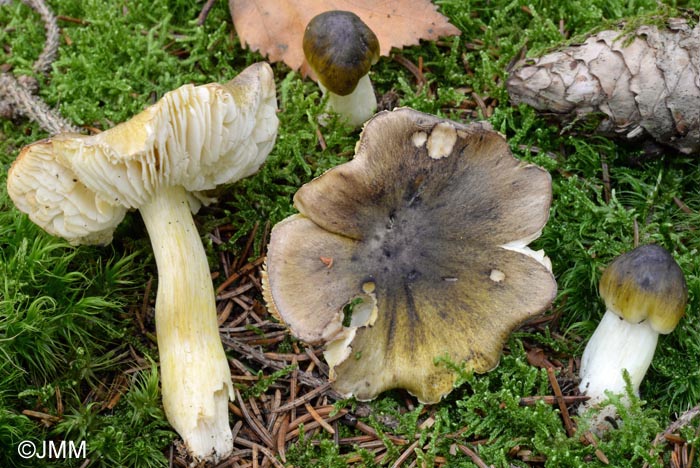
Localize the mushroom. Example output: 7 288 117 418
578 244 687 426
303 10 380 127
6 62 279 462
262 108 557 403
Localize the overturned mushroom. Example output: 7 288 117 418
263 108 557 403
7 63 278 462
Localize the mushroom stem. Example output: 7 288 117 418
323 74 377 127
138 184 233 462
578 309 658 408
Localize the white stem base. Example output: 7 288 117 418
139 185 234 462
325 74 377 127
578 309 659 407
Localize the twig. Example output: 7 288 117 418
455 444 490 468
688 423 700 468
346 418 408 446
217 300 235 326
304 403 335 434
392 54 427 92
21 409 61 425
266 389 281 432
285 408 349 441
56 14 89 25
643 404 700 468
216 257 265 293
516 144 560 160
601 155 611 204
196 0 217 26
546 366 576 437
305 347 328 377
234 388 275 448
471 92 489 118
391 439 420 468
273 382 332 413
582 431 610 465
54 385 63 417
673 196 695 215
217 282 255 300
220 336 345 399
234 438 286 468
136 277 153 334
315 127 327 150
519 395 589 406
231 419 243 441
274 412 289 462
289 356 298 423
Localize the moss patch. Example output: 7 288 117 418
2 0 699 467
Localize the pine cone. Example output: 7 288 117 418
507 17 700 154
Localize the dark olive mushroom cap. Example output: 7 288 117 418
262 108 557 404
599 244 687 334
302 10 380 96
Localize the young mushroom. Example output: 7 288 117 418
303 10 380 127
6 62 279 462
578 244 687 430
263 108 557 404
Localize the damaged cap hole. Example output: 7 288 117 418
341 288 378 329
342 297 364 327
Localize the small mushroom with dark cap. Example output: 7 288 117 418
578 244 687 429
303 10 380 127
262 107 557 404
7 63 279 462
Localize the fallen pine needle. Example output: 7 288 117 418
305 402 335 434
234 438 286 468
456 444 490 468
546 366 576 437
519 395 589 406
235 388 275 448
274 381 332 412
275 413 289 462
390 439 420 468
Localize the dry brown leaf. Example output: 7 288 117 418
229 0 460 76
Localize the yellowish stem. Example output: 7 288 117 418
139 184 234 462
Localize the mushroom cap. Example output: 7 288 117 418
7 62 278 245
263 108 557 403
302 10 380 96
599 244 687 334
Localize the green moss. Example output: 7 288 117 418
53 363 173 468
2 0 700 466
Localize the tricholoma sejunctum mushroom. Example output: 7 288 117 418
263 107 557 403
578 244 687 432
7 62 279 462
303 10 380 127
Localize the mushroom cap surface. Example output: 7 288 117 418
302 10 380 96
7 62 278 245
263 108 557 403
599 244 687 334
